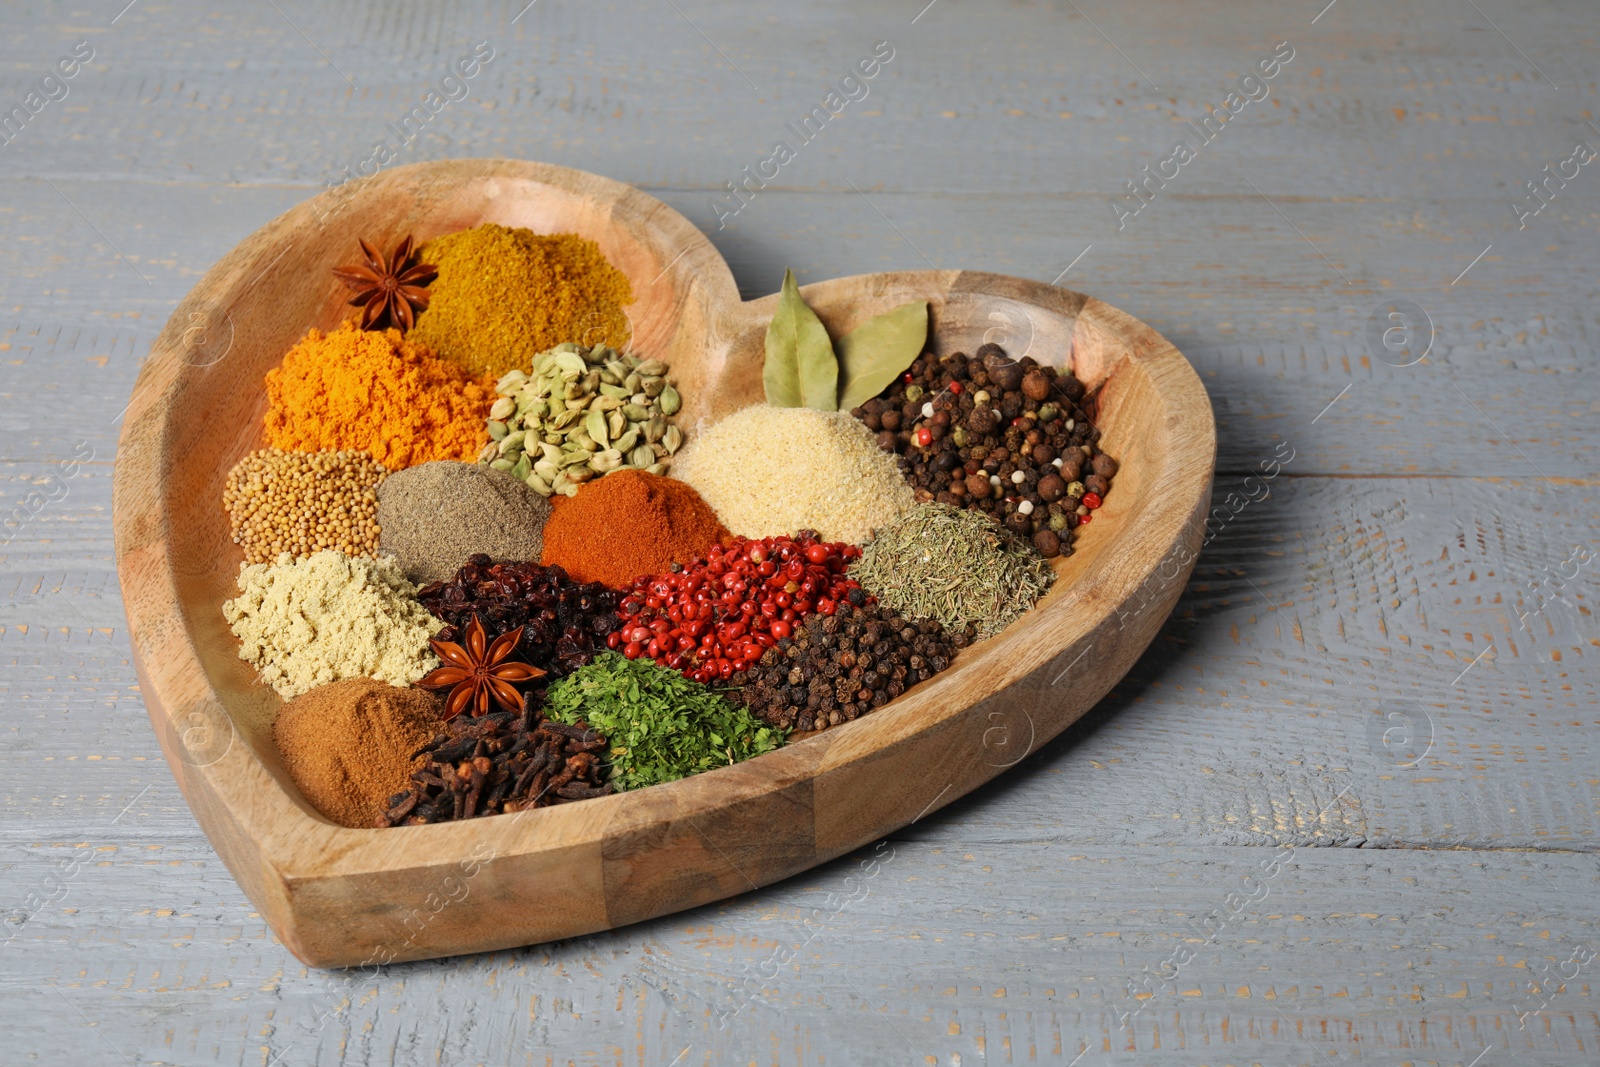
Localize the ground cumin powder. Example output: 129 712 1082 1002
274 678 443 828
409 224 634 378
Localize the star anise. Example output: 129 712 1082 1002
332 235 437 331
417 614 545 720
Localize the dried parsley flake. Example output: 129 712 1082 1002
544 652 785 791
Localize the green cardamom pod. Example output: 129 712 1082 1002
643 416 665 443
477 443 499 464
534 459 560 482
498 430 526 454
634 359 666 376
607 409 626 439
486 420 508 441
598 383 630 400
585 409 609 448
489 396 516 421
510 454 532 481
623 371 642 393
657 385 681 415
621 402 649 422
662 424 683 453
644 462 667 476
526 473 552 496
489 458 515 472
641 376 666 398
612 427 639 455
629 444 656 468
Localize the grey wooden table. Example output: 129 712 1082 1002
3 1 1596 1064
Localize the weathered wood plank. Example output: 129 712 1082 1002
5 837 1596 1065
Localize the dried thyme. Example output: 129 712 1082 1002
850 503 1055 639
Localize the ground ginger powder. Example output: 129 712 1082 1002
223 550 443 700
408 224 634 378
263 319 493 469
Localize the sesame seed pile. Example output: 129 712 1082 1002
223 448 388 564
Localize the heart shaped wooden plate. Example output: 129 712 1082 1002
113 159 1214 968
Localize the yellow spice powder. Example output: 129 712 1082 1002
263 320 493 470
408 224 634 378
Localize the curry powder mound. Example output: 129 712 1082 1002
262 320 493 470
409 224 635 378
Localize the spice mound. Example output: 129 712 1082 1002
855 342 1117 558
417 555 622 678
545 652 785 791
264 320 492 470
541 471 727 588
730 601 969 733
482 342 684 497
613 534 865 682
852 503 1056 640
376 461 551 585
380 700 613 825
274 678 442 828
224 448 387 564
410 224 635 379
673 405 914 545
223 550 442 699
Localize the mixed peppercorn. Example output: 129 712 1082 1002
852 342 1116 558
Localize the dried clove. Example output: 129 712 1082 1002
379 694 613 826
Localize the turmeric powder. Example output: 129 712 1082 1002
409 224 634 378
263 320 492 470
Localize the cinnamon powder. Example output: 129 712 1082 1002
273 678 443 828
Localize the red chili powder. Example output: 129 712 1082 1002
541 471 729 588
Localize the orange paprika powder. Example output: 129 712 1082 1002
541 471 728 588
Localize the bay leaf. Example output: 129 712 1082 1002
836 299 929 411
763 268 837 410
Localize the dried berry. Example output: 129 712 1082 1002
417 555 621 679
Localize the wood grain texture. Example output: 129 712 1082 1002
111 159 1214 966
3 0 1596 1060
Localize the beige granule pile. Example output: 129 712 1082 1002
673 405 914 545
223 550 443 700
